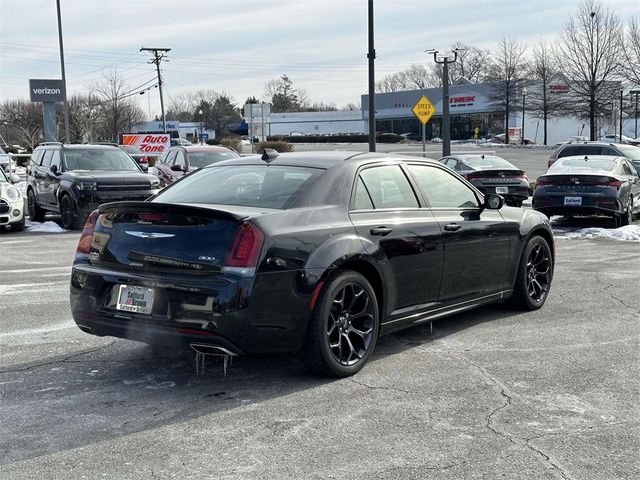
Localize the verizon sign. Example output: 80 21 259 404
29 79 65 102
121 134 170 154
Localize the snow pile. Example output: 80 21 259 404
26 220 66 233
557 225 640 242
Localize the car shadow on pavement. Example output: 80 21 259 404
0 303 523 466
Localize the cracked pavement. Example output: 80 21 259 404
1 222 639 479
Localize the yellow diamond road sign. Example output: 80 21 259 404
411 95 436 125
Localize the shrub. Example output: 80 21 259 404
220 136 241 152
256 140 294 154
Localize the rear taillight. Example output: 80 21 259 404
515 174 529 181
604 180 622 189
465 173 481 181
535 178 549 187
76 210 99 254
224 223 264 268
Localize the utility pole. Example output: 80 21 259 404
56 0 70 143
630 90 640 139
426 49 461 157
140 47 171 133
619 89 624 141
367 0 376 152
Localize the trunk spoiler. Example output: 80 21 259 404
97 201 248 222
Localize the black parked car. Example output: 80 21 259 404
153 145 240 187
547 141 640 168
70 151 555 377
27 143 160 229
533 155 640 226
440 154 530 206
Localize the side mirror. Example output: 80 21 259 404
139 163 149 173
9 173 21 184
170 164 184 172
484 193 504 210
50 164 58 174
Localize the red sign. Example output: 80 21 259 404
549 84 569 93
449 96 476 104
121 134 170 154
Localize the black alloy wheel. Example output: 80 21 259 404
60 195 81 230
27 189 45 222
301 271 379 377
510 236 552 310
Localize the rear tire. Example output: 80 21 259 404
27 188 45 222
509 236 553 310
300 271 379 377
615 199 632 227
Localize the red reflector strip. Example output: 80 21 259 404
309 281 325 310
139 213 163 222
176 328 215 336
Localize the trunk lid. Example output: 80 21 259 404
91 202 250 273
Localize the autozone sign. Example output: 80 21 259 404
121 134 170 153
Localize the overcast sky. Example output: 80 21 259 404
1 0 638 117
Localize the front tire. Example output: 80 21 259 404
509 236 553 310
300 271 379 377
60 195 82 230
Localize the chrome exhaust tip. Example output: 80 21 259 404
189 343 237 356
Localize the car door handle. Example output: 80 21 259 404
444 223 461 232
370 226 392 236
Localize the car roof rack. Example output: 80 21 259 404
97 142 119 146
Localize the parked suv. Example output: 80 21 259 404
27 143 160 229
547 141 640 168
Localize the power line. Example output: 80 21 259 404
140 47 171 133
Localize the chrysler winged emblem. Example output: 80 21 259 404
125 231 175 239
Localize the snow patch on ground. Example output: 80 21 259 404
26 220 66 233
556 225 640 242
15 181 27 196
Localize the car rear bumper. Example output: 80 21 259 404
532 192 621 217
70 262 315 354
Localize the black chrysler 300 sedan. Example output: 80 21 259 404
70 151 555 377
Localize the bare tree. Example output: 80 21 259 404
341 101 361 111
621 16 640 87
556 0 624 140
431 42 491 85
166 92 197 122
526 40 565 145
0 99 44 150
63 93 101 143
376 64 437 93
89 70 145 141
486 36 528 144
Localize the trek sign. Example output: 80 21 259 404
29 79 65 103
411 95 436 125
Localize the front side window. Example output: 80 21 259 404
408 164 478 209
174 151 186 168
40 150 53 168
50 150 61 170
358 165 419 209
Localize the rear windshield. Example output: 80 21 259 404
551 158 616 171
188 151 240 168
615 145 640 161
153 164 324 209
64 148 140 171
558 145 615 158
462 156 515 169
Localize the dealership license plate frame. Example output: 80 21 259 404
495 186 509 194
564 196 582 206
116 285 155 315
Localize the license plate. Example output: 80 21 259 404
495 186 509 194
116 285 154 315
564 196 582 206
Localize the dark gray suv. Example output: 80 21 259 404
27 143 160 229
547 142 640 169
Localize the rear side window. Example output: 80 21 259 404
358 165 419 209
353 178 374 210
153 165 324 209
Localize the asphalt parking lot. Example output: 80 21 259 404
1 215 639 479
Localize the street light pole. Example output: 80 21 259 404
367 0 376 152
619 89 624 141
426 48 462 157
631 90 640 139
521 87 527 145
55 0 70 143
198 108 203 144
